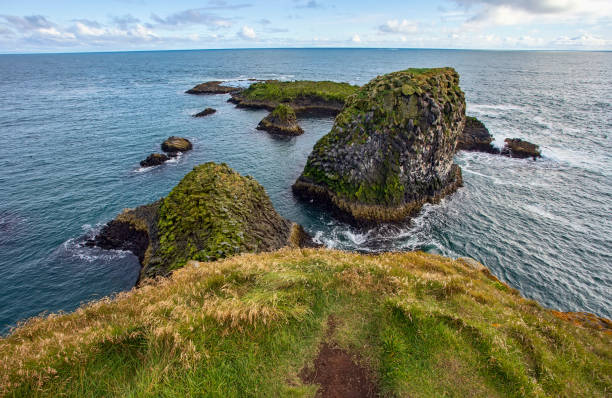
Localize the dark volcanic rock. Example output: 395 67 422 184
85 201 160 266
140 153 169 168
501 138 541 159
88 163 316 282
186 81 241 95
194 108 216 117
257 104 304 136
161 136 192 153
458 116 499 154
292 68 465 223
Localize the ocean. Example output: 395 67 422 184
0 49 610 333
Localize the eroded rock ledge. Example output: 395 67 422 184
185 81 241 95
88 162 317 282
293 68 466 223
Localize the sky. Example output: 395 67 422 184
0 0 611 53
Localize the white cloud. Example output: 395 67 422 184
457 0 612 27
351 34 361 42
379 19 418 34
238 25 256 39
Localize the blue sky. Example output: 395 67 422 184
1 0 610 52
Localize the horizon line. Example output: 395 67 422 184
1 46 611 56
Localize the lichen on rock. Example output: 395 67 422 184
257 104 304 136
89 162 316 281
293 68 466 223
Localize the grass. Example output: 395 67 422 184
271 103 297 121
1 249 610 397
240 80 359 103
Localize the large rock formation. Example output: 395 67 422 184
293 68 465 223
257 104 304 136
88 162 316 281
457 116 499 153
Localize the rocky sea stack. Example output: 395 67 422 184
458 116 499 153
257 104 304 136
502 138 542 159
293 68 465 223
88 162 315 280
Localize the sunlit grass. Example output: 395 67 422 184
1 249 610 397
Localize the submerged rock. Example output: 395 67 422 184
257 104 304 136
293 68 465 223
161 136 192 153
457 116 499 154
501 138 541 159
88 162 316 281
140 153 169 168
186 81 241 95
194 108 216 117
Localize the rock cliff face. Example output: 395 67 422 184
293 68 465 223
257 104 304 136
89 162 316 281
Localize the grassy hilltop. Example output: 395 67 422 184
1 249 610 397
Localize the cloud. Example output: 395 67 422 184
551 33 610 47
258 18 271 25
378 19 418 34
454 0 612 27
0 15 55 31
112 15 140 30
351 34 361 43
238 25 256 39
150 9 232 28
295 1 324 9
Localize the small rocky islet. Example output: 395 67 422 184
139 136 193 168
193 107 216 117
256 104 304 136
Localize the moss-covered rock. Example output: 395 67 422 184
457 116 499 154
229 80 359 116
501 138 542 160
293 68 466 223
257 104 304 136
89 163 316 281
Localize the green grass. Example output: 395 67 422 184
240 80 359 103
1 249 610 397
271 103 297 121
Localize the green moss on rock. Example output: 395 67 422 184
293 68 466 222
230 80 360 115
91 163 316 281
257 104 304 136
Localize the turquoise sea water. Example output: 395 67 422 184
0 49 610 333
